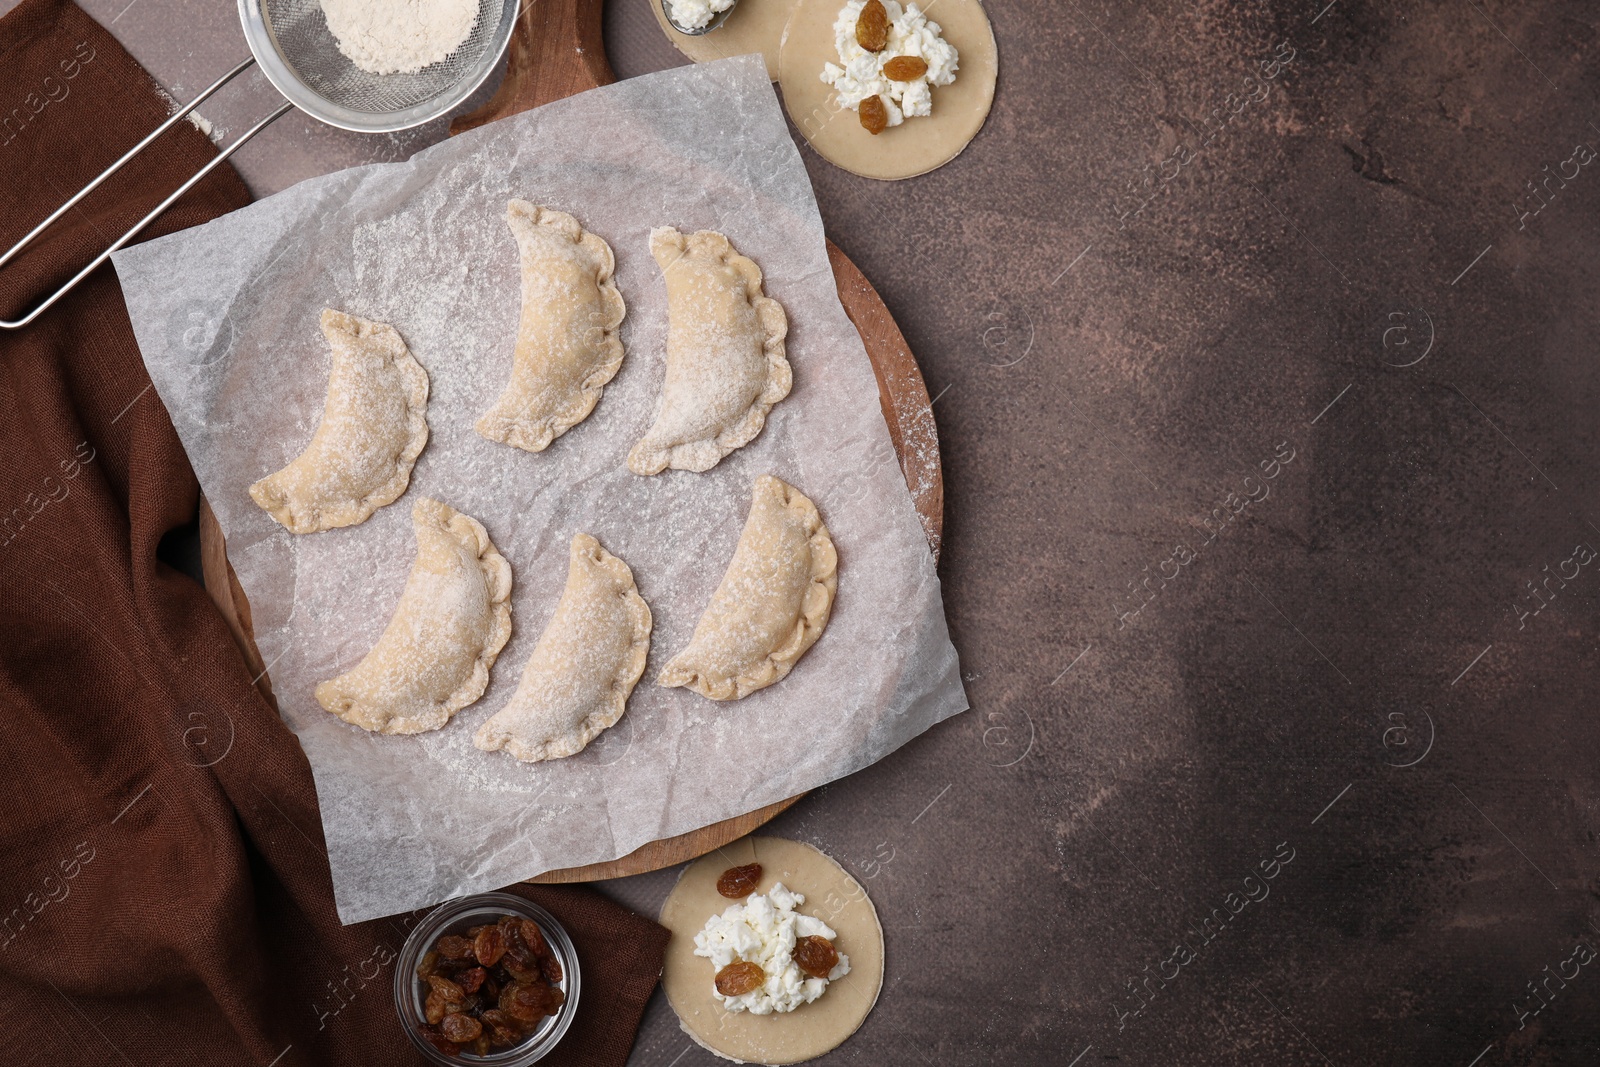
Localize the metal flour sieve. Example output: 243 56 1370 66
0 0 518 330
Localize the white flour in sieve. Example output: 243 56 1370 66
320 0 480 75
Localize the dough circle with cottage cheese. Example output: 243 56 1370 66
651 0 791 79
778 0 997 180
660 836 884 1065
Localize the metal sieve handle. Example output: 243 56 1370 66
0 58 291 331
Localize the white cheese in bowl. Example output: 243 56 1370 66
693 883 851 1014
820 0 959 127
667 0 735 32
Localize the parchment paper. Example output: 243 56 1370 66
113 56 966 924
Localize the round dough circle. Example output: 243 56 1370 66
660 836 885 1065
650 0 796 80
777 0 998 180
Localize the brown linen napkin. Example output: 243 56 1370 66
0 1 668 1064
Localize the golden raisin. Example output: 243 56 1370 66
456 966 487 995
423 973 466 1024
792 936 839 979
502 945 540 982
501 981 554 1024
882 55 929 80
715 960 766 997
717 863 763 898
440 1012 484 1043
859 96 890 135
855 0 889 52
481 1008 523 1047
474 926 506 967
436 934 475 960
426 974 466 1002
417 1025 460 1055
519 918 549 958
540 953 563 985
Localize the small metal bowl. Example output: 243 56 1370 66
662 0 737 36
394 893 580 1066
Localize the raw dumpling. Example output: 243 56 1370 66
627 228 790 475
316 498 513 734
476 202 627 453
475 534 652 762
659 475 836 700
250 308 428 533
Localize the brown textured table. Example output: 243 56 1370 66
16 0 1600 1062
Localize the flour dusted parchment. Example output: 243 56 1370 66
112 58 967 924
320 0 480 75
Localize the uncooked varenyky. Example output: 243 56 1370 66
628 228 790 475
660 475 836 699
476 202 627 454
316 498 513 734
475 533 652 762
249 308 429 534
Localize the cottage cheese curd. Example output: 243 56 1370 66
693 884 851 1014
667 0 734 31
820 0 959 128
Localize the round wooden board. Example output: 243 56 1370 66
198 0 943 884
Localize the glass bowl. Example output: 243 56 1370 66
394 892 581 1065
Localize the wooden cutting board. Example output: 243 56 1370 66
197 0 943 883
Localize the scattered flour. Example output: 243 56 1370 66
186 111 226 145
319 0 481 76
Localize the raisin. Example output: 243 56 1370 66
435 955 472 977
481 974 500 1001
471 1033 491 1057
859 96 890 135
417 1024 460 1055
519 919 550 958
546 985 566 1011
501 981 551 1024
415 949 440 980
456 966 487 995
502 945 540 982
436 934 475 960
481 1008 524 1047
540 953 563 985
792 936 839 979
715 961 766 997
882 55 928 81
474 925 507 967
716 863 762 899
423 974 465 1023
440 1012 484 1043
425 974 466 1002
855 0 889 52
